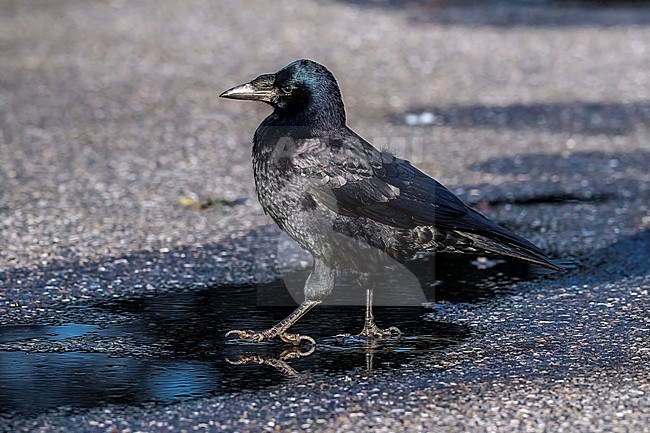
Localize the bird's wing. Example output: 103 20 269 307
291 130 560 269
292 131 471 230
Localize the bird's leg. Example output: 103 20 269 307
226 300 320 346
335 285 402 341
356 286 402 338
226 258 335 345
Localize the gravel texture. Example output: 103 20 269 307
1 0 649 432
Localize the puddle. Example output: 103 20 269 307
0 323 103 343
0 254 544 416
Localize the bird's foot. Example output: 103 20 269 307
337 323 402 341
226 346 315 376
359 324 402 339
225 329 316 346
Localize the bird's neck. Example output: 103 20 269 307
267 99 346 131
253 98 346 161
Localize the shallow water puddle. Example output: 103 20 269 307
0 254 543 416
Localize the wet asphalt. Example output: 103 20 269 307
1 0 649 432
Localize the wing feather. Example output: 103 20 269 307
291 128 560 270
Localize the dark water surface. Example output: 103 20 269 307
0 255 544 417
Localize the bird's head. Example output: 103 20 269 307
220 59 346 127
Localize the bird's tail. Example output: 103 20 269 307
456 209 564 272
462 232 564 271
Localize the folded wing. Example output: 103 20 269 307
293 129 561 270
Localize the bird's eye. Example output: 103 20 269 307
280 86 292 94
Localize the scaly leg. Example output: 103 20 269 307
357 286 402 338
338 285 401 340
227 258 335 345
226 300 320 345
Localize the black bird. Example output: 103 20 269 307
220 59 561 345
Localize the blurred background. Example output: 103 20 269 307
2 0 648 272
1 1 649 429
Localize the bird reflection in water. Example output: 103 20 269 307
225 336 394 376
227 345 316 377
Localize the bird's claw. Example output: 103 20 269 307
226 329 316 346
225 329 269 343
337 325 402 342
368 326 402 337
278 332 315 346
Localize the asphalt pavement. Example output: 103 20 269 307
1 1 649 432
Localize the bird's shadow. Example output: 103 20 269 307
226 224 649 376
223 253 554 376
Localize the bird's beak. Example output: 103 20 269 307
220 75 276 103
